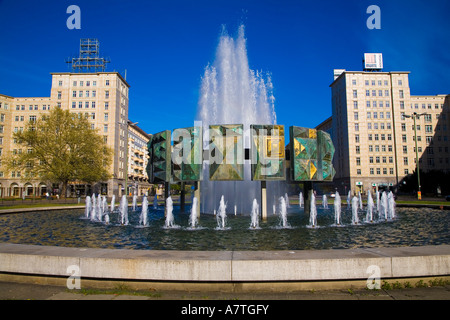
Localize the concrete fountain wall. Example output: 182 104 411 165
1 242 449 291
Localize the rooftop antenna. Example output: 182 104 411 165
66 38 110 73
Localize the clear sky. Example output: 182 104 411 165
0 0 449 135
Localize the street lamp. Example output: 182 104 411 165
403 112 427 200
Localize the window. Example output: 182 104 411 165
86 81 90 87
369 157 374 164
353 101 358 109
73 81 77 86
104 102 109 110
398 80 403 86
424 114 432 123
400 101 404 109
353 90 357 98
79 91 83 98
106 80 110 86
93 81 97 86
366 90 370 97
352 79 357 85
58 80 63 86
104 124 108 133
367 112 371 119
368 134 372 141
376 168 381 175
73 91 76 97
370 168 374 175
403 157 408 165
92 90 96 97
57 91 62 99
78 102 82 109
402 135 407 143
425 125 433 133
354 112 359 120
355 135 360 143
356 158 361 166
105 91 109 99
372 90 376 97
92 101 96 108
399 90 404 99
85 102 89 108
403 146 408 154
86 91 89 98
355 123 359 131
104 113 109 121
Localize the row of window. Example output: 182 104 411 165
351 79 404 87
57 90 110 99
71 101 110 109
58 80 110 87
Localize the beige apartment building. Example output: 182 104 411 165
327 69 449 195
0 72 151 198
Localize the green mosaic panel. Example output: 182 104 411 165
172 126 203 182
250 124 286 181
147 130 171 183
209 124 244 181
289 126 335 182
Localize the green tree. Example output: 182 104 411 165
6 108 113 197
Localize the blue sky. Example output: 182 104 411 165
0 0 449 135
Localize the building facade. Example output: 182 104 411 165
328 69 449 195
0 72 151 198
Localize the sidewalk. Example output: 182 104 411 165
1 281 449 300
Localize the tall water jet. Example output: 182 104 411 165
322 194 328 209
85 196 91 218
279 196 290 228
216 195 227 229
376 190 380 213
165 196 176 228
334 191 342 226
197 25 277 214
309 192 317 228
250 198 260 229
119 195 129 225
140 195 149 226
380 192 388 220
351 196 359 225
366 190 374 223
189 197 199 229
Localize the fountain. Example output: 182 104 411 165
351 196 359 225
366 190 375 223
250 198 260 229
139 195 149 227
308 192 318 228
376 190 380 213
189 197 199 229
216 195 227 229
197 24 276 214
322 194 328 209
119 195 129 225
97 194 102 222
334 191 342 226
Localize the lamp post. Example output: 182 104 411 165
403 112 427 200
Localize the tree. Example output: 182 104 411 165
6 108 113 197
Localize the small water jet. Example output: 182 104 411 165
347 191 352 210
164 196 177 228
250 198 260 229
119 195 129 225
387 191 396 220
334 191 342 226
351 196 359 225
323 194 328 209
110 195 116 213
285 193 290 208
132 194 137 212
380 192 388 220
358 192 363 210
139 195 149 227
366 190 374 223
90 195 97 221
189 197 199 229
216 195 227 229
309 193 317 228
85 195 91 219
299 192 303 208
